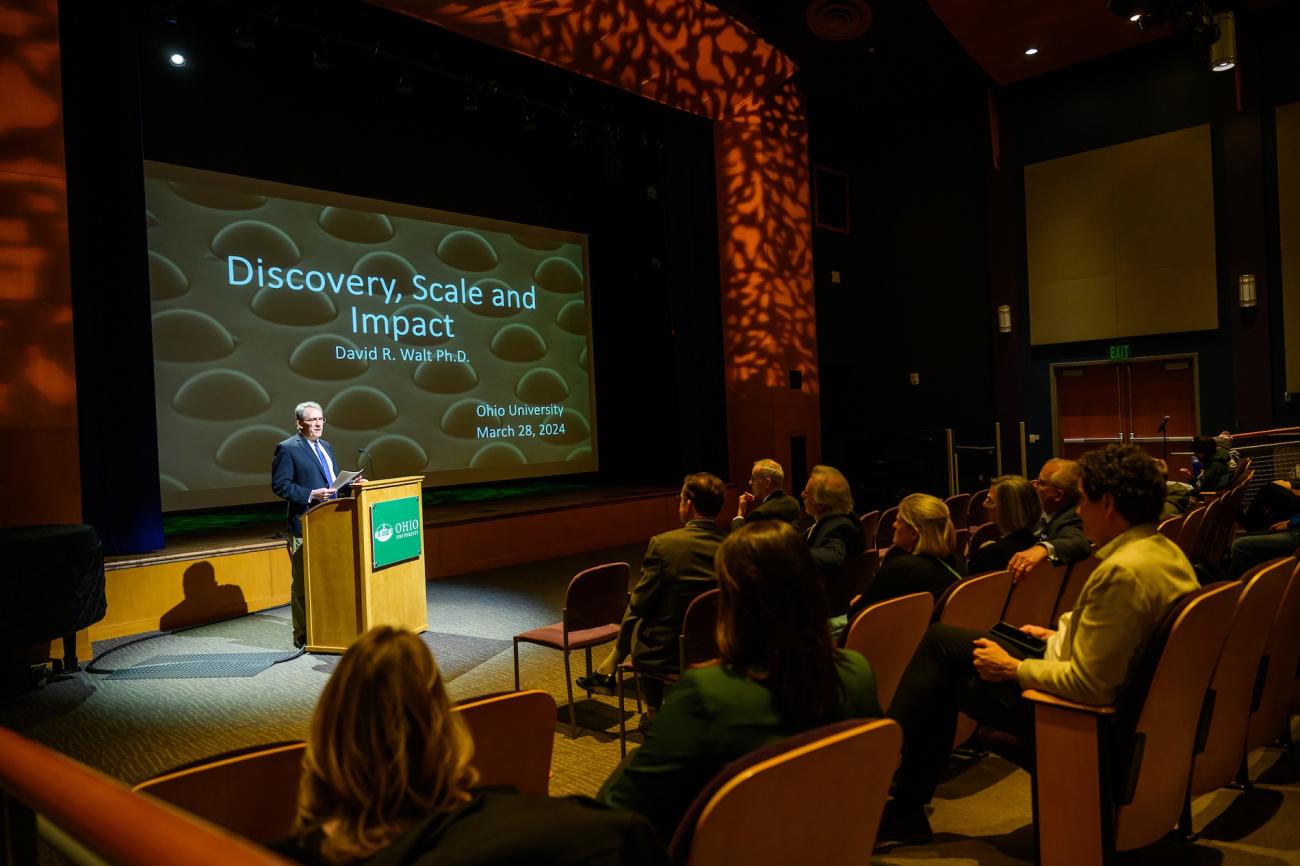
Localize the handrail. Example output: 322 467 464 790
1231 426 1300 440
0 727 292 866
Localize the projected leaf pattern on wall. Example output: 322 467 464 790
373 0 820 480
0 0 81 524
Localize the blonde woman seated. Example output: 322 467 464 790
275 626 666 866
847 493 963 618
600 521 881 840
968 475 1042 575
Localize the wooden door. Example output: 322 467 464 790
1053 356 1198 474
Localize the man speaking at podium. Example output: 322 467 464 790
272 401 357 648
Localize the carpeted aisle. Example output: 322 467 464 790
3 539 1300 865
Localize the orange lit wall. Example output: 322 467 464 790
372 0 820 483
0 2 82 527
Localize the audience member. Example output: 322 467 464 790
279 627 666 866
880 444 1198 844
1182 434 1233 495
1228 511 1300 578
968 475 1043 575
576 473 727 710
1241 478 1300 531
600 521 881 840
731 458 800 529
1006 458 1090 580
801 464 866 573
848 493 962 618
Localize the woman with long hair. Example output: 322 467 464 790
600 521 881 839
968 475 1042 575
280 627 666 866
848 493 963 617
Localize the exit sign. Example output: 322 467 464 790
1109 344 1131 360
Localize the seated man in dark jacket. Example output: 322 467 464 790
731 458 801 529
801 464 866 574
1007 458 1090 581
576 473 728 709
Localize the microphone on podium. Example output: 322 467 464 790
357 448 376 481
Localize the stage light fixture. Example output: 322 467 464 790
311 41 332 72
1024 47 1039 56
463 91 479 112
1210 11 1237 72
1130 13 1142 21
168 52 187 67
997 305 1012 334
521 111 537 131
232 26 256 51
395 73 414 94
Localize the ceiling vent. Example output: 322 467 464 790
805 0 873 41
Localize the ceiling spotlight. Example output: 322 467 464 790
311 41 331 72
1024 47 1039 56
232 26 256 50
1210 11 1237 72
395 74 414 95
1130 13 1142 22
168 52 187 67
463 91 479 113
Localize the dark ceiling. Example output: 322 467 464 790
715 0 1285 88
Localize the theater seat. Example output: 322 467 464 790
667 718 900 866
1050 557 1098 627
1184 558 1294 829
455 689 557 795
1245 557 1300 758
945 493 971 530
843 592 932 712
1026 581 1239 866
1002 559 1069 629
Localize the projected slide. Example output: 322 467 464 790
143 161 597 511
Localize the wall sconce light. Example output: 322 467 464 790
997 304 1012 333
1238 274 1257 308
1211 11 1237 72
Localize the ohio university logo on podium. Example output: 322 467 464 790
370 496 423 570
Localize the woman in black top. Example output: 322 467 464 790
968 474 1042 575
849 493 963 617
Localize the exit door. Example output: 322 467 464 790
1051 356 1199 474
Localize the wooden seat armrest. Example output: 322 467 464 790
1022 689 1118 715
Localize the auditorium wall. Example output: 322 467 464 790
0 0 82 529
995 1 1300 470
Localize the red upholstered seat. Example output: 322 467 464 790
514 622 621 650
512 561 630 737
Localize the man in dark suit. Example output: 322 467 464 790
1007 458 1090 580
576 472 728 710
801 464 865 573
731 458 801 530
271 400 355 648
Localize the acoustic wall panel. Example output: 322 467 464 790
1278 101 1300 393
1025 125 1217 345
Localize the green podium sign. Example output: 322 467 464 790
371 496 422 570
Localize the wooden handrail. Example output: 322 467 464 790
0 727 292 866
1230 426 1300 441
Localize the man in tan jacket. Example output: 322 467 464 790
879 444 1199 845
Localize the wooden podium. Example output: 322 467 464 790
302 475 428 654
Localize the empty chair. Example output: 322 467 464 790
3 727 293 866
513 561 630 736
1178 502 1212 562
843 592 933 711
1002 559 1069 629
617 589 721 757
1026 581 1240 866
877 506 898 549
1245 558 1300 757
133 743 306 844
859 510 880 548
945 493 971 530
455 690 557 795
667 719 901 866
1186 558 1294 820
1157 513 1185 544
